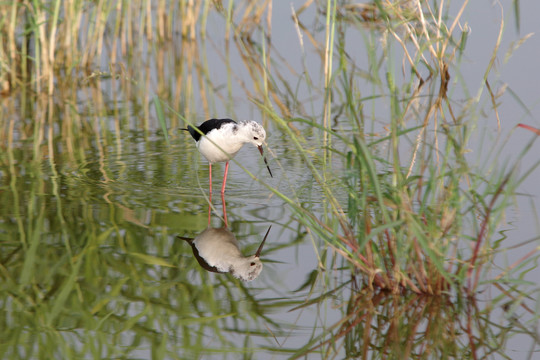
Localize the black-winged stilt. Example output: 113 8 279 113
178 226 271 281
184 119 273 194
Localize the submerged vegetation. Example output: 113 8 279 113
1 0 539 358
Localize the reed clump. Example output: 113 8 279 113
258 0 539 297
0 0 208 96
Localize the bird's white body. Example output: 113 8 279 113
189 227 265 281
184 118 272 198
196 121 267 163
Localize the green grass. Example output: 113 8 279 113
246 0 539 297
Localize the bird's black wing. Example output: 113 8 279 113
187 118 237 141
177 235 224 274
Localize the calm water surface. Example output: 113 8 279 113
2 127 340 358
2 123 536 359
1 1 540 359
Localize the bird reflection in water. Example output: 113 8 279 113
178 156 271 281
178 226 271 281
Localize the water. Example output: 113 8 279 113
1 125 329 357
2 121 537 359
2 1 540 359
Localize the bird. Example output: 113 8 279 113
183 119 273 195
178 226 271 281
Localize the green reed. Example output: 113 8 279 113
252 0 540 298
289 284 527 359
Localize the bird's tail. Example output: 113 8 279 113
176 235 193 244
181 125 198 141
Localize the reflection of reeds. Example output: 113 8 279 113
290 287 521 359
3 0 537 295
0 205 277 358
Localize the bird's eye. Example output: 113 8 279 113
253 137 258 140
250 262 256 266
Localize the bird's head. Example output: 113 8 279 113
231 256 264 281
229 225 271 282
241 121 267 147
240 121 273 177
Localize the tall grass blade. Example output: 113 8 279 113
154 96 169 145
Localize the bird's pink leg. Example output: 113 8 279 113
221 191 229 228
208 163 212 226
221 161 230 194
209 163 213 199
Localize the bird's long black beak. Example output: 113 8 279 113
257 145 273 177
255 226 272 258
